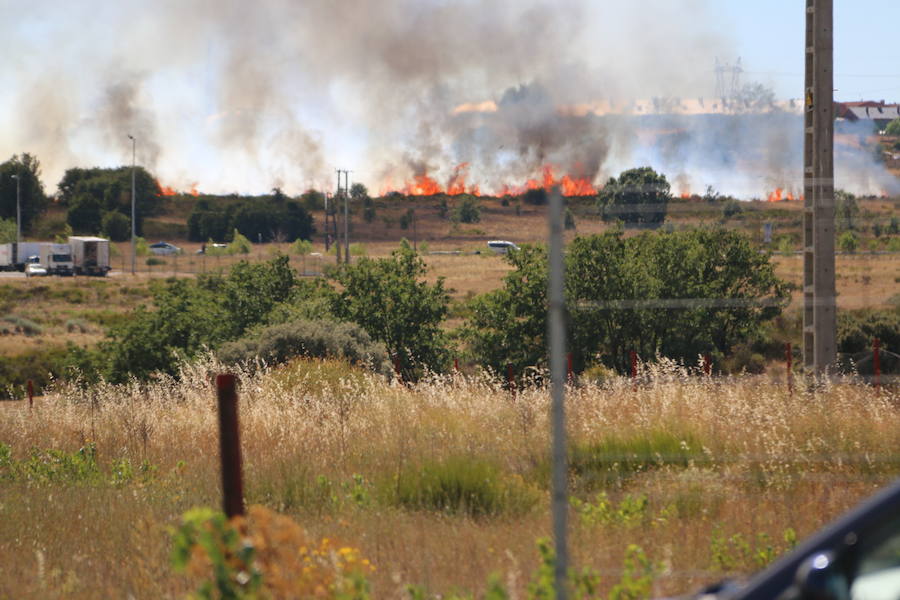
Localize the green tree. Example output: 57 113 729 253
598 167 670 224
103 256 300 382
465 228 788 374
330 241 450 379
564 207 576 230
454 196 481 223
67 192 104 235
104 279 230 382
464 244 549 374
101 210 131 241
838 230 859 253
58 166 162 235
835 190 859 232
0 153 49 234
300 189 325 212
0 218 16 244
885 118 900 137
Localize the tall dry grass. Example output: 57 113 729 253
0 356 897 598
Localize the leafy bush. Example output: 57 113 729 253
599 166 670 224
171 505 374 600
0 345 70 398
453 196 481 223
290 238 312 256
330 240 450 379
1 315 43 336
218 319 391 375
145 257 165 266
466 228 788 375
134 236 149 256
228 229 252 254
838 230 859 253
101 210 131 241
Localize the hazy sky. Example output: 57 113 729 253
1 0 898 196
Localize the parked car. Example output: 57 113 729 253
695 476 900 599
196 243 227 254
487 240 519 254
149 242 182 255
25 260 48 277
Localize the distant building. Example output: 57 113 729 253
835 101 900 131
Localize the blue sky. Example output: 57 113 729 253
715 0 900 101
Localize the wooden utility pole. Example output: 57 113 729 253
803 0 837 374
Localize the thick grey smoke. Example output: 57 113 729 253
0 0 895 197
96 76 161 169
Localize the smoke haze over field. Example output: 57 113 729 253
1 0 897 197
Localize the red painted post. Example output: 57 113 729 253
703 354 712 377
216 374 245 519
27 380 34 410
566 352 573 383
873 338 881 391
785 342 793 396
629 351 637 380
506 364 516 396
393 355 402 382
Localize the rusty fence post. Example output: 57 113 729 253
873 338 881 391
785 342 793 396
393 354 402 383
629 350 637 389
27 379 34 410
216 374 245 519
703 354 712 377
506 364 516 397
454 358 459 373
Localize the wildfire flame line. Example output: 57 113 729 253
382 163 597 197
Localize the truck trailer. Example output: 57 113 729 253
0 242 44 271
69 236 111 276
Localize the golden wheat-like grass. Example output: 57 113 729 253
0 356 897 598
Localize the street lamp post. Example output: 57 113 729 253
11 173 20 243
128 134 136 275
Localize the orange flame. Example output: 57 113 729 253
381 164 597 197
767 188 783 202
156 179 196 197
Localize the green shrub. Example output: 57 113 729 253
390 456 539 517
65 318 90 333
0 345 71 398
228 229 252 254
2 315 43 336
146 257 165 266
101 211 131 242
217 319 391 375
135 236 149 257
453 197 481 224
838 230 859 253
290 238 312 256
569 429 706 490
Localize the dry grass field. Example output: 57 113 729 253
1 357 897 598
0 196 897 598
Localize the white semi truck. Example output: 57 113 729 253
39 243 75 276
69 236 111 276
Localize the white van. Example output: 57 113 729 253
487 240 519 254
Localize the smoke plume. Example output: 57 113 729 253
0 0 895 197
